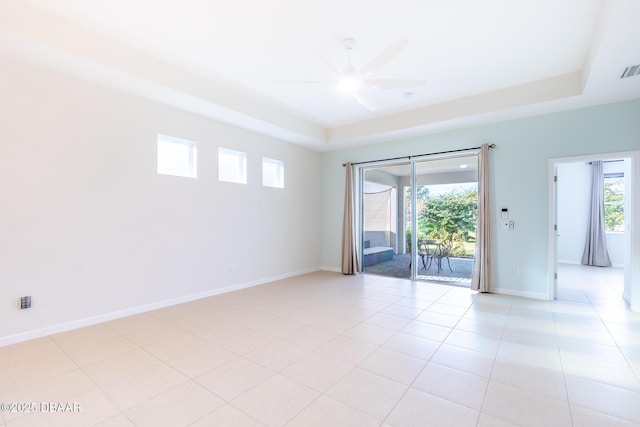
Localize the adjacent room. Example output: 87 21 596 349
1 0 640 426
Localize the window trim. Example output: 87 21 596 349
157 134 197 178
262 157 284 188
603 173 624 233
218 147 247 184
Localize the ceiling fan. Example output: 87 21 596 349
282 38 426 111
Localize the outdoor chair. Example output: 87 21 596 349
432 237 454 274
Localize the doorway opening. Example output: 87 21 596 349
548 150 639 312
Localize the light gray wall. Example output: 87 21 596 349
321 99 640 298
0 58 321 342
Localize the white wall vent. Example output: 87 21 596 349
620 65 640 79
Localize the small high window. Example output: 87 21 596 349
157 134 197 178
263 157 284 188
218 148 247 184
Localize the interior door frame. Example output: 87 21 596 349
547 150 640 311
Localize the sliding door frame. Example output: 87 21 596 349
357 150 480 281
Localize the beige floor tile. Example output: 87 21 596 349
287 395 380 427
327 368 407 420
561 352 640 392
125 381 224 427
476 413 519 426
122 323 184 347
444 329 500 356
51 324 120 352
382 332 440 360
281 325 338 350
416 311 462 328
558 335 629 365
496 341 562 371
386 387 479 427
81 349 161 385
307 314 362 334
93 414 136 427
280 353 353 392
164 343 237 378
105 313 168 336
231 374 318 427
170 311 226 332
67 336 138 366
0 338 63 372
316 336 377 365
189 404 262 427
364 313 411 331
454 318 505 340
1 370 96 423
427 302 469 317
358 347 426 385
482 382 572 427
413 363 489 410
195 358 274 401
6 388 120 427
381 303 424 319
211 327 279 355
343 323 395 345
100 364 188 410
570 404 639 427
401 320 452 342
491 360 567 401
143 332 207 361
565 375 640 423
250 316 305 337
0 353 77 395
245 339 309 371
430 344 495 378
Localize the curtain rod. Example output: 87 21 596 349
587 159 624 164
342 144 495 167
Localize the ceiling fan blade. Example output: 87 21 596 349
360 38 409 76
364 78 426 90
354 92 377 111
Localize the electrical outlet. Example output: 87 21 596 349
20 296 31 309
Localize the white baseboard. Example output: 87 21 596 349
320 266 341 273
559 260 624 268
0 267 321 347
558 259 580 265
493 287 550 301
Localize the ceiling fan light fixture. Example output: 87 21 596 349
337 76 361 93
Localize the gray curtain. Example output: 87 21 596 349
581 160 612 267
471 144 494 292
342 163 360 274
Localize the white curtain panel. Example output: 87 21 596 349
471 144 494 292
342 163 360 274
581 160 612 267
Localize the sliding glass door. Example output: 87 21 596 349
360 155 478 284
361 163 411 279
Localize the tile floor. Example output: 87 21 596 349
1 265 639 426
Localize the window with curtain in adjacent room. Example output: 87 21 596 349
604 172 624 232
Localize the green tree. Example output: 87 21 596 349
604 178 624 232
420 188 478 241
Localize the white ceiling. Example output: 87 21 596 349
1 0 639 150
